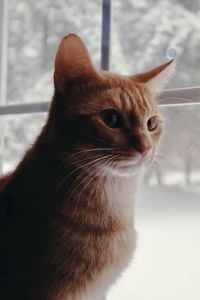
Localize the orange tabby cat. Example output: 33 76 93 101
0 34 174 300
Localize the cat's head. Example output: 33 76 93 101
51 34 174 178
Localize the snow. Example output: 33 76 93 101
108 185 200 300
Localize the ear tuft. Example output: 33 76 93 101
54 34 98 90
132 60 175 94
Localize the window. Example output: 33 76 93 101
7 0 102 105
0 0 102 171
0 1 200 300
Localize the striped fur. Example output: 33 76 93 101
0 34 174 299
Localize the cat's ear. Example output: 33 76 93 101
54 34 98 90
131 60 175 94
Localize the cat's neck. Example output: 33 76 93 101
104 174 141 223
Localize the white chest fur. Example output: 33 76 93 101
76 175 139 300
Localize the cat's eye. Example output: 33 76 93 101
100 109 123 129
147 116 158 131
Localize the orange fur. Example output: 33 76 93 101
0 34 174 299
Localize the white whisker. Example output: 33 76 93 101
68 147 120 159
57 153 103 173
76 155 120 204
55 154 114 199
154 157 168 170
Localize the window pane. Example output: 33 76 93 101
111 0 200 88
108 104 200 300
7 0 102 104
2 113 47 172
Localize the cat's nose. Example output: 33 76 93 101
138 145 151 156
135 139 152 156
130 134 152 156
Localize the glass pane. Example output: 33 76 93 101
111 0 200 88
2 113 47 172
7 0 102 104
108 104 200 300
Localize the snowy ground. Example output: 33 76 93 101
108 185 200 300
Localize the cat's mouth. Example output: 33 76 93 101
117 156 142 168
103 154 146 177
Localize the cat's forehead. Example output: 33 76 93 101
72 75 157 117
95 78 155 115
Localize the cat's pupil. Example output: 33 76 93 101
100 109 122 129
147 116 157 131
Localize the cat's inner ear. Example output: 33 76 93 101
131 60 175 94
54 34 98 90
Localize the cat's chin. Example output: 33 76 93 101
103 162 144 178
103 154 153 178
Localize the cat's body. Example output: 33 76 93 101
0 34 174 299
0 135 136 300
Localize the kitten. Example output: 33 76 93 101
0 34 174 300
